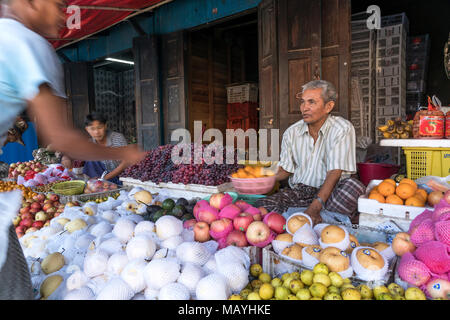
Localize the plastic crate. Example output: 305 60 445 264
226 83 258 104
403 147 450 180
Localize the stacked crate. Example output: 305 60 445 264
375 13 409 143
226 83 259 131
406 34 431 116
350 14 377 141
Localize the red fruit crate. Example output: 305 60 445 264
227 102 259 119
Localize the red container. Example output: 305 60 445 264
357 163 401 186
227 102 258 119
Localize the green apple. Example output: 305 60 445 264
309 283 328 298
250 264 263 278
405 287 426 300
373 285 389 300
328 272 344 288
247 292 262 300
271 278 282 287
251 279 263 290
341 288 362 300
281 273 291 282
290 271 301 280
313 273 331 287
378 293 394 300
259 283 275 300
310 297 322 300
275 286 290 300
282 276 294 289
289 279 304 294
300 270 314 286
259 272 272 283
324 292 343 300
287 294 299 300
296 288 312 300
341 283 356 291
328 285 340 295
357 284 373 300
239 289 251 299
388 283 405 297
394 295 406 300
229 294 244 300
313 263 329 275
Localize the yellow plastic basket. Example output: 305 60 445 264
403 147 450 180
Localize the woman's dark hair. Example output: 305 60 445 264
84 113 107 127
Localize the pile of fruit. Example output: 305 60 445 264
84 179 119 194
13 163 73 187
8 160 47 180
121 143 241 186
392 192 450 300
0 180 37 200
143 197 195 223
231 165 275 179
188 193 284 249
368 178 434 207
228 263 427 300
14 193 67 238
377 118 414 139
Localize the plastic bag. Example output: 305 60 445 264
84 178 118 194
282 207 352 226
414 175 450 193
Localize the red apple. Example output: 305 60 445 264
29 208 39 214
19 218 33 228
193 200 209 220
35 194 45 202
392 232 416 256
259 207 269 218
209 193 233 210
197 205 219 224
52 201 61 208
43 203 54 212
31 202 41 210
209 218 233 240
226 230 248 247
183 219 197 230
233 212 254 232
263 212 287 234
244 206 262 221
19 206 30 215
193 222 210 242
20 212 33 220
49 194 59 202
32 221 45 229
245 221 275 248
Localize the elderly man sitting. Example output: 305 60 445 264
256 80 366 225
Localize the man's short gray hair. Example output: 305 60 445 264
301 80 338 103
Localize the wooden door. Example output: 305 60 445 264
133 35 161 150
278 0 322 134
161 31 187 145
63 62 95 131
258 0 279 131
321 0 351 119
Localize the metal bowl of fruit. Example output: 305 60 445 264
51 180 86 196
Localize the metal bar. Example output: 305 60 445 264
65 6 140 12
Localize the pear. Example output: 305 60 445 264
328 272 344 288
259 283 275 300
388 283 405 297
309 283 327 299
229 294 244 300
289 279 304 294
259 272 272 283
313 273 331 287
357 284 374 299
250 264 263 277
313 263 329 275
271 278 282 287
247 292 262 300
300 270 314 286
341 288 362 300
296 288 312 300
405 287 426 300
373 285 390 300
324 292 343 300
239 289 251 299
274 286 290 300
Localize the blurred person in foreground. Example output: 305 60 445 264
0 0 146 299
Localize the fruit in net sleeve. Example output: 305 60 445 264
209 193 233 210
193 200 209 220
351 247 388 282
271 233 293 254
286 213 312 235
319 247 351 274
281 243 303 261
197 205 219 224
225 230 248 247
41 252 65 275
209 218 233 240
155 215 183 240
245 221 276 248
371 242 396 261
319 225 350 251
346 234 360 254
40 275 64 299
233 212 254 232
234 200 251 211
218 204 241 220
65 218 87 233
263 212 287 234
301 245 322 269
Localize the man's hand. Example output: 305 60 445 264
304 199 323 225
118 145 147 167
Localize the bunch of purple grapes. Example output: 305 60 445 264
121 143 241 186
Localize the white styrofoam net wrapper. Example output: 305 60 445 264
101 210 120 224
66 270 90 291
98 198 123 211
177 263 205 295
217 262 249 294
132 293 146 300
161 235 184 250
143 258 181 290
337 265 354 279
98 235 125 256
159 282 190 300
215 246 250 271
153 248 169 260
301 246 321 269
120 258 148 294
351 246 388 282
112 218 136 243
134 221 155 236
90 221 113 238
176 242 212 267
126 234 156 260
144 287 159 300
0 190 22 269
126 213 145 224
313 223 330 237
156 215 183 240
106 252 129 276
319 226 350 251
379 245 396 262
195 273 230 300
63 286 95 300
181 229 195 242
285 212 313 235
272 239 293 255
292 223 319 247
202 257 217 275
96 276 135 300
82 202 98 216
83 249 109 278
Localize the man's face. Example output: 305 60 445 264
299 88 334 124
26 0 66 39
85 121 107 142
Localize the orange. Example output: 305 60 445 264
369 193 386 203
399 178 418 192
405 196 425 207
253 167 264 177
396 183 416 200
386 194 404 205
383 179 397 187
236 169 247 178
371 186 379 193
415 189 428 202
231 173 239 178
377 182 396 197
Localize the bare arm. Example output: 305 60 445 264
275 166 292 182
28 84 146 164
104 160 128 181
305 169 343 225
